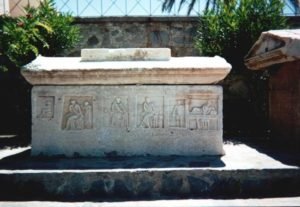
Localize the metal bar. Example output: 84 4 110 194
100 0 103 16
79 0 94 16
2 0 6 14
50 0 296 17
150 0 152 16
10 0 22 13
76 0 79 16
125 0 128 16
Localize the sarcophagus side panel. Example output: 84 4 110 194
31 85 224 157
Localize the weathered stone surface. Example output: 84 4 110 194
245 29 300 70
21 55 231 85
0 143 299 201
22 48 231 157
150 30 169 47
87 35 99 46
1 168 298 201
81 48 171 61
31 85 224 157
0 165 298 201
66 17 199 57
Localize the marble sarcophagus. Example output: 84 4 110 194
22 48 231 157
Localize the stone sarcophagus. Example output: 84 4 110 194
22 48 231 157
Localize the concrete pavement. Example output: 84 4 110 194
1 197 300 207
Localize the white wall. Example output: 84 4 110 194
0 0 42 16
0 0 10 15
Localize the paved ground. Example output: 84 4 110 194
0 197 300 207
0 140 299 204
0 141 298 170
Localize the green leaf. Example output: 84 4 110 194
195 0 287 72
0 0 80 71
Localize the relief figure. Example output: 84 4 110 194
202 100 217 115
189 98 217 116
110 97 128 127
171 99 185 127
187 95 218 130
156 113 164 128
83 101 92 129
139 97 155 128
37 96 54 119
138 97 162 128
65 100 84 130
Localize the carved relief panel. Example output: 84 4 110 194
186 93 219 130
58 91 218 131
31 85 224 157
36 96 54 119
169 99 186 128
103 96 129 128
61 96 93 130
137 96 164 128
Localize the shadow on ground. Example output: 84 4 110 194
1 135 300 170
0 148 225 170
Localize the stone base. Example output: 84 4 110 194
31 85 223 157
1 168 299 201
0 144 298 201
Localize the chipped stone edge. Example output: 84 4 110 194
81 48 171 61
21 68 231 85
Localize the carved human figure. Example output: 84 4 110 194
202 100 217 115
171 99 185 127
83 101 92 129
65 100 84 130
110 97 127 127
139 97 155 128
38 98 54 118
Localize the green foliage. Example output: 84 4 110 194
0 0 80 71
162 0 197 15
194 0 288 135
196 0 287 72
31 0 80 56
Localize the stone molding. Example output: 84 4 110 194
81 48 171 61
22 55 231 85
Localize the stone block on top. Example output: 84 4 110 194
22 48 231 85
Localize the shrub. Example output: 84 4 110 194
31 0 80 56
195 0 288 135
0 0 80 71
195 0 287 72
